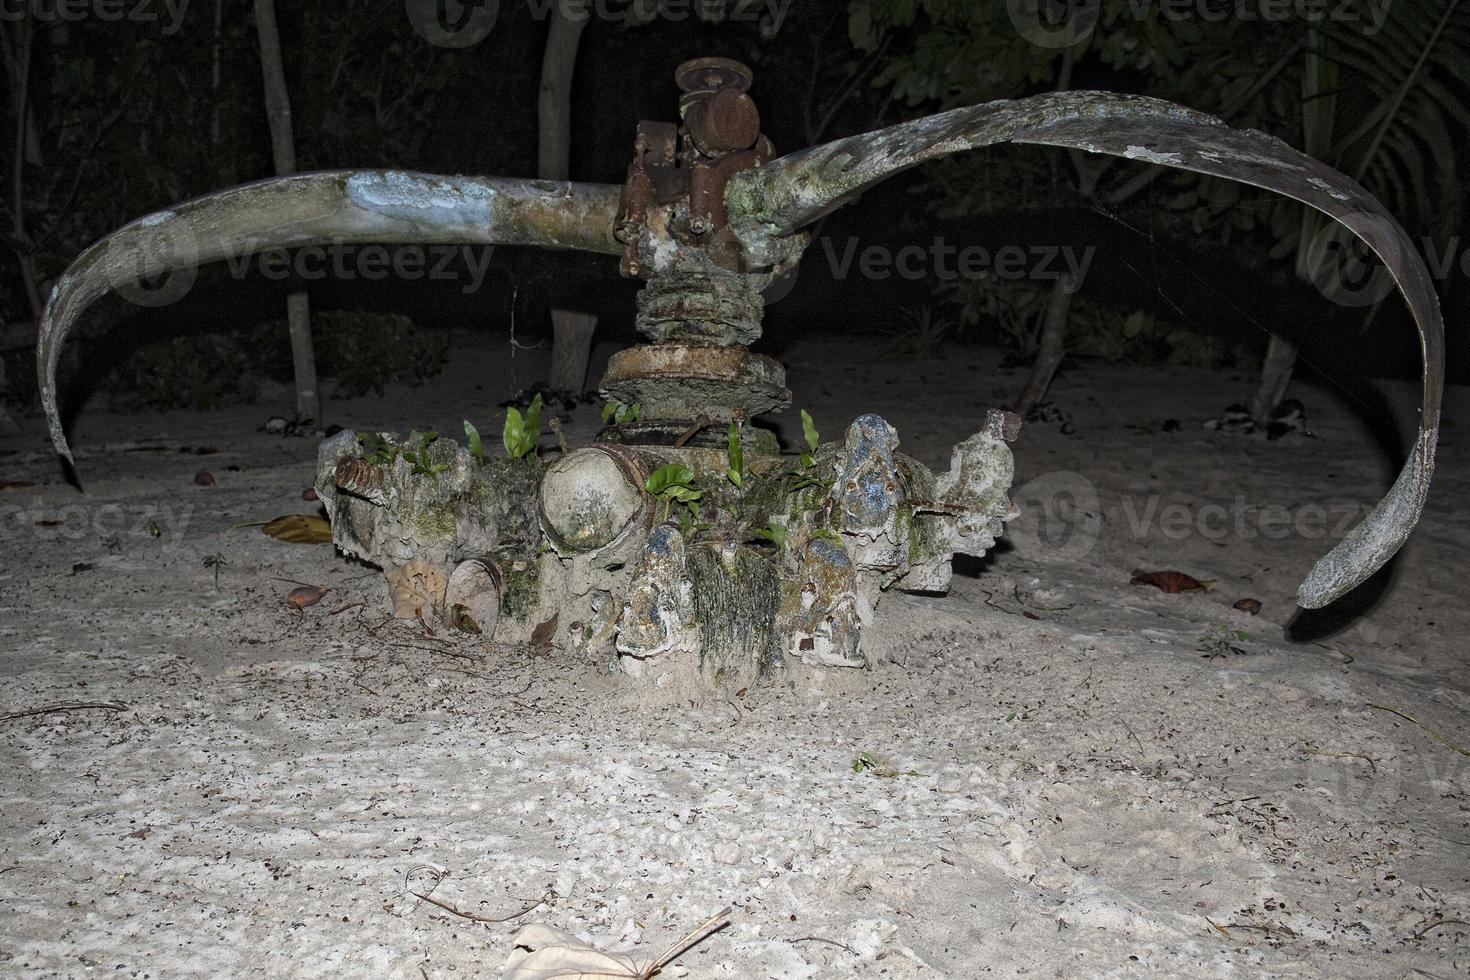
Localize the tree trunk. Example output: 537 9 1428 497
211 0 223 148
7 17 43 323
0 19 41 168
254 0 319 424
537 0 588 182
1249 335 1297 426
549 310 597 393
1012 272 1075 419
537 1 590 395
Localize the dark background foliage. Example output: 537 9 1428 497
2 0 1466 411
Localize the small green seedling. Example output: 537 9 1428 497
789 409 827 492
800 409 820 466
601 399 642 425
726 421 745 488
753 520 786 551
358 432 397 465
401 431 449 476
463 420 485 459
851 751 924 778
645 464 702 524
503 394 544 460
1197 625 1250 659
202 552 227 590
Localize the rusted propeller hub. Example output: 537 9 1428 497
603 58 795 444
678 57 761 156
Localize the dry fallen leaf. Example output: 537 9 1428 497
285 585 329 609
261 514 333 544
1130 569 1208 594
1233 597 1263 615
529 614 559 657
502 924 653 980
385 560 447 621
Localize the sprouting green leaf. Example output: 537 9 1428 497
801 409 820 454
502 394 543 459
602 399 642 425
358 432 396 465
754 521 786 550
503 406 524 456
726 422 744 488
645 464 697 497
464 420 484 459
645 464 701 524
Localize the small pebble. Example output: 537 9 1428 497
194 470 216 487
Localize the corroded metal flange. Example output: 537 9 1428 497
599 344 790 422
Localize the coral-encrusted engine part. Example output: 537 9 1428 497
316 409 1019 688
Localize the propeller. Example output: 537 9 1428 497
37 92 1442 610
728 92 1441 610
36 170 621 464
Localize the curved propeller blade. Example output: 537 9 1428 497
728 91 1442 610
39 169 621 465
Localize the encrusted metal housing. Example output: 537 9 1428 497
316 409 1019 688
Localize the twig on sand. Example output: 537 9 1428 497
1408 918 1470 941
352 658 380 697
1120 718 1146 754
1366 704 1470 756
645 906 733 978
788 935 858 956
405 867 550 925
382 640 486 662
1 701 128 722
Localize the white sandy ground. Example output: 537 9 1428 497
1 332 1467 978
